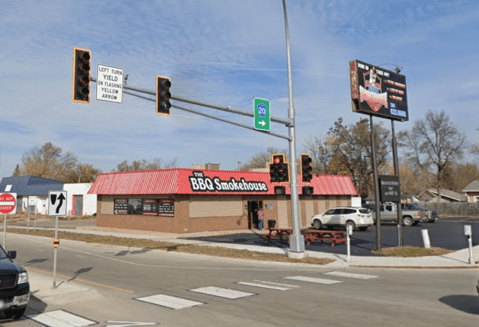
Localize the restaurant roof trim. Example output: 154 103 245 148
88 168 357 196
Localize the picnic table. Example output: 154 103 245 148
303 229 347 247
264 228 293 243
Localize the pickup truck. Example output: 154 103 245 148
0 245 30 320
370 202 422 226
401 203 438 223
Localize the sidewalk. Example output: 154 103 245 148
9 224 479 269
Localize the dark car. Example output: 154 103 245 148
0 246 29 320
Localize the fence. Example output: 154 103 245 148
418 202 479 218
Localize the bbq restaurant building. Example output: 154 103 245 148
88 168 357 233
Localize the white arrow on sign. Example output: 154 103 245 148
259 120 265 126
106 321 156 327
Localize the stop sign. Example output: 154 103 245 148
0 193 17 214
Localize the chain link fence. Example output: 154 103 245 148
418 202 479 218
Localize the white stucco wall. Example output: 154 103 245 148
63 183 97 216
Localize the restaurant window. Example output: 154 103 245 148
158 199 174 217
114 199 128 215
127 199 143 215
143 199 158 216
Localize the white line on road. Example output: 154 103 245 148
27 310 97 327
237 282 291 291
283 276 342 285
135 294 204 310
106 321 156 327
323 271 378 280
189 286 255 299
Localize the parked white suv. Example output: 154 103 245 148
310 207 374 231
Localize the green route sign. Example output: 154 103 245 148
253 97 270 131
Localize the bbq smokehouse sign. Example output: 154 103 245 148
189 171 268 192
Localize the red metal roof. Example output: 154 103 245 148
88 168 357 196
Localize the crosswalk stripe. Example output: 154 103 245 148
253 280 300 288
323 271 378 280
284 276 342 285
189 286 255 299
26 310 97 327
135 294 204 310
237 282 291 291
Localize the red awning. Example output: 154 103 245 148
88 168 357 196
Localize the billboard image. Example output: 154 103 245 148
350 60 408 122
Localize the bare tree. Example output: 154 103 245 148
65 164 101 183
304 117 390 198
240 147 286 171
20 142 78 181
398 110 466 202
115 157 177 172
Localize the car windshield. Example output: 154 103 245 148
0 246 8 259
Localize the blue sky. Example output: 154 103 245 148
1 0 479 177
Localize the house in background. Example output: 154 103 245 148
462 180 479 203
0 176 96 216
416 188 467 203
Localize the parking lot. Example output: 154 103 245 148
187 218 479 256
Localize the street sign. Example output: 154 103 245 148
0 193 16 215
97 64 124 103
48 191 67 216
253 98 270 131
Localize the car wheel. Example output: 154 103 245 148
358 226 368 231
402 216 413 227
345 220 356 231
4 306 26 320
313 219 323 230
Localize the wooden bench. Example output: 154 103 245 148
303 229 347 247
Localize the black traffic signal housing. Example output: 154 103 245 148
72 47 91 103
156 75 171 115
300 153 313 183
269 153 290 183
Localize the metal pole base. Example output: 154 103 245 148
287 250 307 260
289 234 305 253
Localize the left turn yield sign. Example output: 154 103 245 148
0 193 17 215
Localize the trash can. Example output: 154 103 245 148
268 219 276 229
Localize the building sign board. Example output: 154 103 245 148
188 171 269 193
350 60 408 121
379 176 400 202
96 64 124 103
158 200 174 217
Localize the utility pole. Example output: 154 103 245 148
282 0 305 257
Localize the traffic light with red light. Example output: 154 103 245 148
72 48 91 103
269 153 290 183
300 153 313 183
156 76 171 115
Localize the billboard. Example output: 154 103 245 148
350 60 408 122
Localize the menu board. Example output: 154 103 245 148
158 199 174 217
143 199 158 215
114 199 128 215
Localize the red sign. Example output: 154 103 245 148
0 193 16 214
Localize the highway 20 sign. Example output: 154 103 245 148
254 98 270 131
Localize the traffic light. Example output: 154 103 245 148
72 47 91 103
156 75 171 115
300 153 313 183
269 153 289 183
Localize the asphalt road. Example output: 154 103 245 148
187 218 479 256
4 233 479 327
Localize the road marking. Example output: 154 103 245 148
135 294 204 310
27 310 97 327
189 286 255 299
283 276 342 285
323 271 378 280
106 322 156 327
237 282 291 291
253 280 300 288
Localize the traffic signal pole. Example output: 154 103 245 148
282 0 305 257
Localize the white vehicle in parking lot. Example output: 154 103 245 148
310 207 374 231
